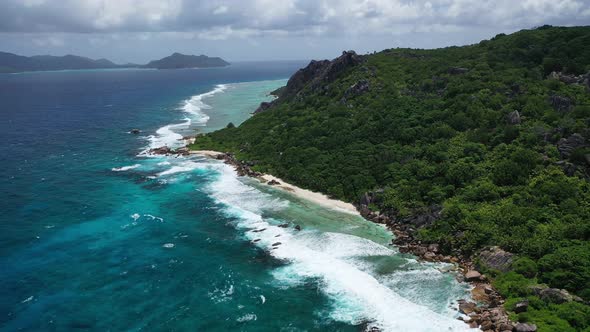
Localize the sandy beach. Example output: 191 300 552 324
191 150 360 215
189 150 224 158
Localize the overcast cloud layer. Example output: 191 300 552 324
0 0 589 63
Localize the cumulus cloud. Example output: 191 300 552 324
0 0 588 37
1 0 588 62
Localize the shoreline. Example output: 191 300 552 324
146 145 512 331
190 150 359 215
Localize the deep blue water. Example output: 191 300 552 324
0 63 471 332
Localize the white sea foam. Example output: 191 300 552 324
139 84 227 155
180 84 227 124
162 243 175 248
202 162 473 332
236 313 257 322
156 160 202 177
143 214 164 222
112 164 141 172
21 296 34 303
143 119 189 153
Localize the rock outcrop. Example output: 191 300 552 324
448 67 469 75
531 286 584 304
507 110 521 125
465 270 483 282
548 71 590 88
549 95 574 113
253 51 364 113
254 101 274 114
557 133 586 158
514 323 537 332
478 246 514 273
514 300 529 313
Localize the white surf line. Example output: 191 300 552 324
203 162 471 332
191 150 359 215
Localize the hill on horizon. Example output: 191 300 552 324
0 51 230 73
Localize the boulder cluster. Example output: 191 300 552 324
548 71 590 88
357 191 519 331
148 146 190 156
212 153 262 177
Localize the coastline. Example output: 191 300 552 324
185 148 513 332
190 150 359 215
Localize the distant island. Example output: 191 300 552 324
0 51 130 73
142 52 230 69
0 51 229 73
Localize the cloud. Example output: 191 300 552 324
213 5 228 15
0 0 587 37
1 0 589 63
32 35 64 47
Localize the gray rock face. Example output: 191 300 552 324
514 322 537 332
254 101 274 114
549 95 573 112
538 287 580 304
344 79 370 98
555 160 577 176
282 51 364 100
478 246 514 272
507 110 521 125
448 67 469 75
256 51 364 114
548 71 590 87
514 300 529 313
557 133 586 158
399 205 442 229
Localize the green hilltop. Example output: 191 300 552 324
191 25 590 331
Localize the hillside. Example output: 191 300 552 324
0 52 121 73
191 26 590 331
142 52 229 69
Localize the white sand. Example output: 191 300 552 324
191 150 360 215
190 150 224 158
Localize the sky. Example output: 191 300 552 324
0 0 589 64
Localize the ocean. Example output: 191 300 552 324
0 62 472 331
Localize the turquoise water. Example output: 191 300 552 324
0 64 472 331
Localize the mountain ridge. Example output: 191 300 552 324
0 51 229 73
142 52 229 69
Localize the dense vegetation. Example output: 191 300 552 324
192 26 590 330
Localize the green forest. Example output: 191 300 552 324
191 26 590 331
